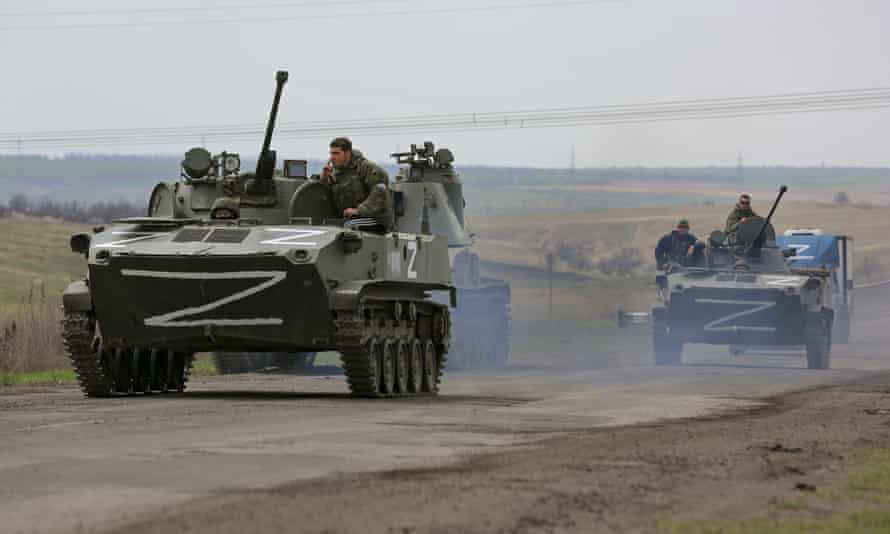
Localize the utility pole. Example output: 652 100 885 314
546 252 555 322
736 149 744 184
570 144 576 175
15 137 23 179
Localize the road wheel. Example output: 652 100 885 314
421 340 439 393
150 349 168 392
407 339 423 393
136 349 152 394
805 313 832 370
379 338 396 396
653 323 683 366
394 340 409 394
113 348 133 393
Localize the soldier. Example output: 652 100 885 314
321 137 390 228
209 197 240 220
724 193 758 239
655 219 704 269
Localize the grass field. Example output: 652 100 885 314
0 217 88 304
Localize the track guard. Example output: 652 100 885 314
62 280 93 312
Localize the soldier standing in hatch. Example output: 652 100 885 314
655 219 704 270
320 137 390 227
724 193 758 239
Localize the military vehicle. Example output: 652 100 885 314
61 70 454 398
650 186 835 369
390 142 512 369
778 229 854 343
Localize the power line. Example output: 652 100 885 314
3 87 889 150
2 0 406 18
0 0 609 32
7 86 888 140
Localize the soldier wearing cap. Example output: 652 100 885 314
655 219 704 270
320 137 391 228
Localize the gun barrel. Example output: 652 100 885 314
750 185 788 249
256 70 289 174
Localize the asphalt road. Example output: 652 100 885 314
2 283 888 534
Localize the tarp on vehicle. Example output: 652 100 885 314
776 234 840 268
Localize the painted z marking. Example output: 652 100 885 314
694 298 778 332
261 228 326 246
95 231 169 248
406 240 418 279
120 270 287 327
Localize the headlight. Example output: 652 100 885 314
223 154 241 174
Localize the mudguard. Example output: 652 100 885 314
62 280 93 312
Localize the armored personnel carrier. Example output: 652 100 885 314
390 143 512 369
651 186 835 369
61 71 454 398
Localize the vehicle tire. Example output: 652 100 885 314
805 312 832 370
653 323 683 366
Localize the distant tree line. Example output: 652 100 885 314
2 153 889 188
0 193 142 224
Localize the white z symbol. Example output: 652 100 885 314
694 299 778 332
120 270 287 327
261 228 326 246
95 231 169 248
787 244 814 261
406 240 418 280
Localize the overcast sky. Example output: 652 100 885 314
2 0 889 167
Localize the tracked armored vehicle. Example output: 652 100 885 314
651 186 835 369
390 143 511 369
61 71 454 398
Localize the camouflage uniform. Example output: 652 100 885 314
724 205 758 237
320 150 390 225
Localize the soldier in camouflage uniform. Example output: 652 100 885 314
724 193 758 240
321 137 391 229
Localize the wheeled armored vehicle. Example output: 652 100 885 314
651 186 835 369
390 143 512 369
778 229 854 343
62 71 454 398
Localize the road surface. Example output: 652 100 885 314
1 283 888 534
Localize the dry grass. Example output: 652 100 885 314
0 283 66 373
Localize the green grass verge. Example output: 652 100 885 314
0 369 76 387
669 450 890 534
190 354 218 377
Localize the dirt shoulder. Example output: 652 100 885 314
101 372 890 534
